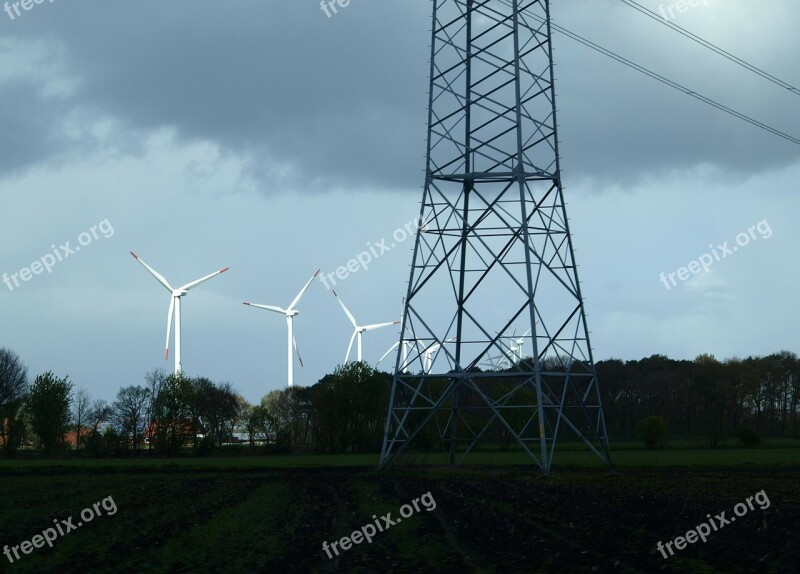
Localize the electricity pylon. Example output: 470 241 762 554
380 0 613 473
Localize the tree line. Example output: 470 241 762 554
0 349 390 457
1 347 797 457
597 351 800 446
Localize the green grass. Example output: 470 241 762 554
0 452 379 470
1 440 798 471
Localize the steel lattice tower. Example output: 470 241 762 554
380 0 612 473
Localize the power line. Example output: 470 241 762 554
492 0 800 146
618 0 800 97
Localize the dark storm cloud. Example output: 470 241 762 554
3 0 432 190
1 0 798 189
551 0 800 183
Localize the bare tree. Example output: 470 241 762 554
88 399 111 433
229 393 250 444
0 348 28 406
194 379 241 448
144 369 167 452
83 399 111 455
113 386 150 454
72 389 90 451
0 348 28 455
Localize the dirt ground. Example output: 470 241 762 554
0 464 797 573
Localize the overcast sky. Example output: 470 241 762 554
1 0 798 403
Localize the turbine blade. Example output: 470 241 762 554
332 290 358 328
289 269 320 310
293 336 304 367
345 330 357 364
243 302 287 314
165 296 175 360
180 267 230 291
130 251 173 291
405 340 425 368
376 341 400 367
363 320 400 331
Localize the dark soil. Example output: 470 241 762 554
0 464 797 573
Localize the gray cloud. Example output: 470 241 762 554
2 0 797 191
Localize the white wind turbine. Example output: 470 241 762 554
480 352 510 371
376 297 416 371
494 325 536 366
424 343 441 373
376 337 418 372
243 269 319 387
130 252 229 374
421 337 457 373
507 327 533 362
333 290 399 364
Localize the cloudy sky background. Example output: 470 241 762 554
0 0 798 403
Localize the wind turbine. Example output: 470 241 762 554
492 324 537 367
506 327 533 362
421 337 457 373
376 297 416 371
243 269 319 387
376 338 418 372
333 291 399 364
130 252 229 374
480 352 510 371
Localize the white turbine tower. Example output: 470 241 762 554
243 269 319 387
130 252 229 374
332 290 399 364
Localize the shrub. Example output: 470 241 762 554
197 435 215 456
637 415 667 449
737 427 761 447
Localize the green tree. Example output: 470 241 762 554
26 372 73 454
245 401 287 451
260 390 296 451
151 373 194 456
694 354 728 447
310 362 390 453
